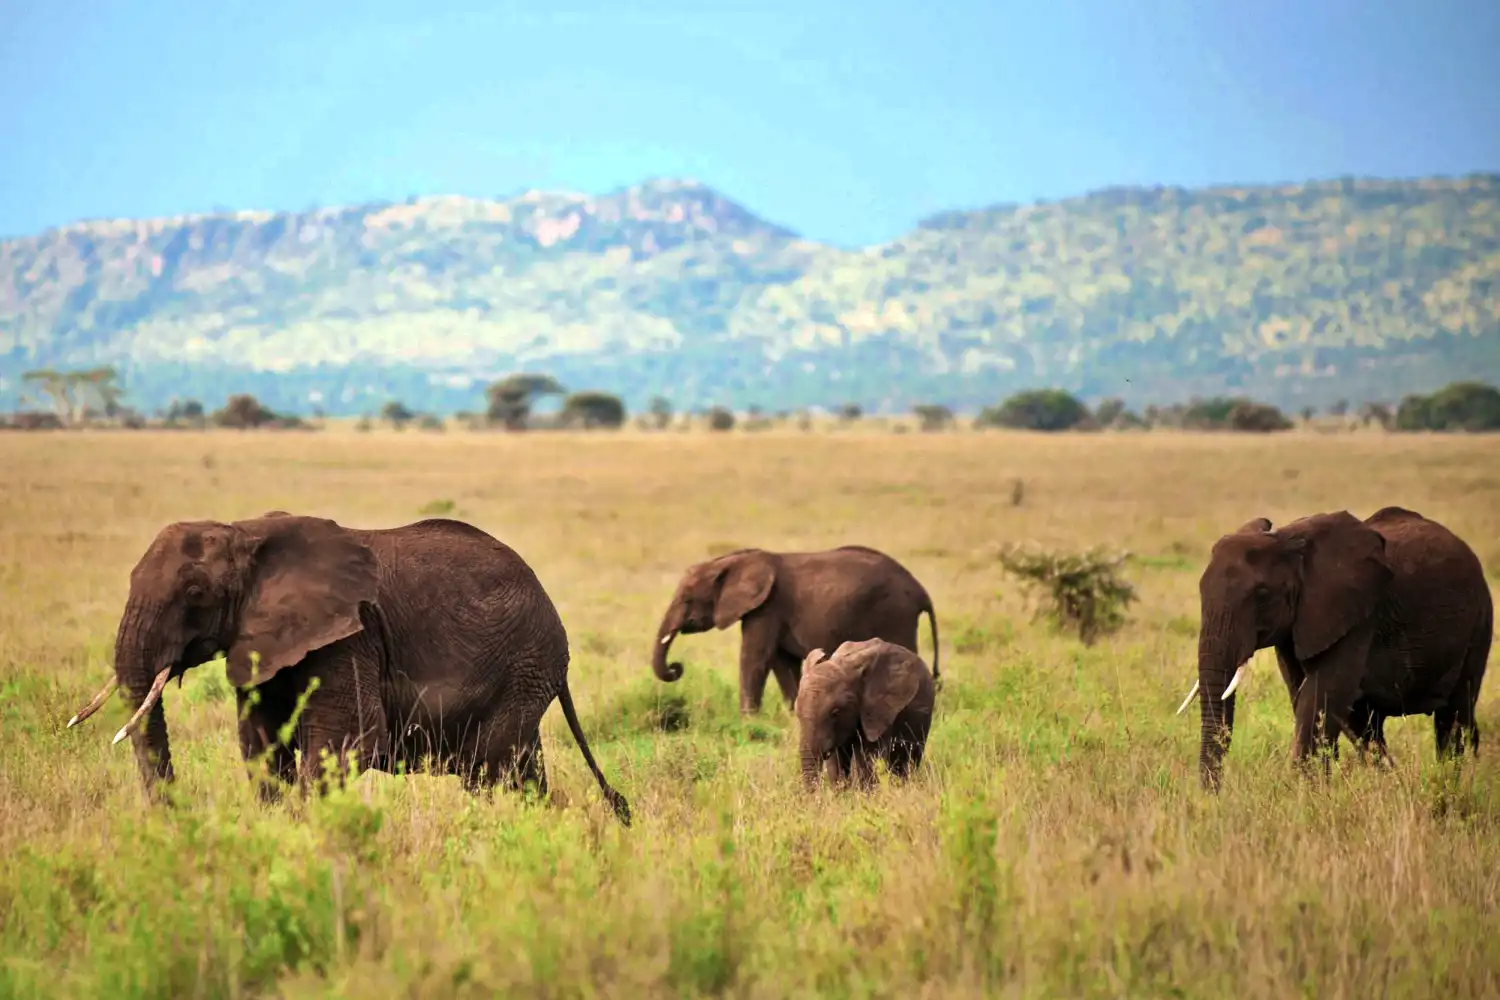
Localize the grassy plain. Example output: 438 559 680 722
1 426 1498 999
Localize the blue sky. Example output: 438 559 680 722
2 0 1497 247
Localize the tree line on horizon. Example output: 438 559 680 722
5 366 1500 435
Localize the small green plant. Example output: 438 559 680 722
418 498 456 516
996 543 1137 645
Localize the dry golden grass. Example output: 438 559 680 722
1 427 1498 998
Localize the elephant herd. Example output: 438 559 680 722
63 503 1492 826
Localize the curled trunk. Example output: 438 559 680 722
652 606 684 682
113 596 175 790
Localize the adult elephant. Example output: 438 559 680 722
1179 506 1492 790
65 511 631 825
651 545 940 714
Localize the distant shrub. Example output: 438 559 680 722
560 391 627 429
380 400 415 430
1395 381 1500 432
163 398 206 429
976 389 1089 432
646 395 673 430
1179 396 1292 432
1225 400 1293 432
707 407 735 431
912 403 954 431
837 403 863 423
212 394 278 429
415 414 445 432
997 543 1138 645
0 411 64 431
1091 397 1126 427
1359 401 1394 430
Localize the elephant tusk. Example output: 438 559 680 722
1175 680 1200 715
112 667 172 745
660 631 676 646
66 677 119 728
1222 662 1249 701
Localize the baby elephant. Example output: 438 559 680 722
794 639 935 791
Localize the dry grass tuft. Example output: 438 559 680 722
1 428 1498 997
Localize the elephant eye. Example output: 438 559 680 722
184 582 207 605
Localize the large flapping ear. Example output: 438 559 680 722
856 642 926 743
1283 511 1391 662
712 551 776 629
1236 517 1273 534
226 515 379 688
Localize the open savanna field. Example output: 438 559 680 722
2 426 1498 999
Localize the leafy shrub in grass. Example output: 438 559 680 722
587 671 781 744
996 543 1138 645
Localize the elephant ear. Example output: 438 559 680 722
712 551 776 629
856 641 925 742
1284 511 1392 662
1236 517 1273 534
226 515 380 688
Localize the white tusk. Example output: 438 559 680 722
67 678 119 727
112 667 172 745
660 631 675 646
1222 662 1249 701
1175 680 1200 715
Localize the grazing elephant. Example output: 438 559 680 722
794 639 935 790
651 545 940 714
65 512 631 825
1178 506 1492 790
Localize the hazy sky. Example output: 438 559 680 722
2 0 1497 246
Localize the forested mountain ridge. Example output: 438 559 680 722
2 173 1497 415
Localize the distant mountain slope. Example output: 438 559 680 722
2 174 1497 415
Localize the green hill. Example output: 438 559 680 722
2 174 1497 416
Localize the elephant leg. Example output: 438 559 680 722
826 744 855 787
851 745 878 791
291 643 387 795
236 690 296 803
1291 667 1362 778
883 732 925 781
737 617 779 715
1434 701 1479 760
464 707 548 801
1436 671 1483 761
769 649 802 710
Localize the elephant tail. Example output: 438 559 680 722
557 678 633 827
922 597 941 689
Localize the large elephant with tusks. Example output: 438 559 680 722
66 511 632 825
1179 507 1492 789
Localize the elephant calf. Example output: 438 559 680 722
652 545 940 715
794 639 935 791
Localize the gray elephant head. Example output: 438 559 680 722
1185 512 1391 789
794 639 926 789
651 549 775 681
66 512 378 791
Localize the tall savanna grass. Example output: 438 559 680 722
1 426 1497 998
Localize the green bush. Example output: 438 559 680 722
997 543 1138 645
976 389 1089 432
1395 381 1500 431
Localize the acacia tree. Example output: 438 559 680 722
22 366 122 426
485 374 566 430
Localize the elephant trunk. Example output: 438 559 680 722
112 595 176 791
1196 617 1247 791
652 604 684 682
799 744 823 791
